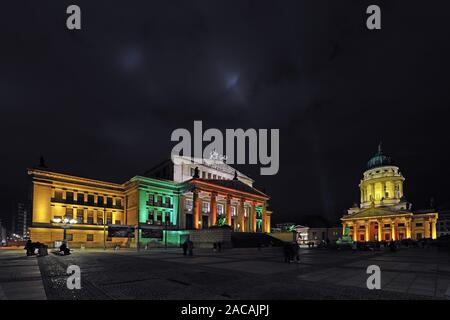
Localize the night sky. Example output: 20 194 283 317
2 1 450 228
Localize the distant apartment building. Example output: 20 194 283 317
437 211 450 237
12 202 31 239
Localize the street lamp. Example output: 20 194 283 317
52 217 77 244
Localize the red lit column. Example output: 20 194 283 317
193 190 200 229
252 201 257 233
226 195 232 226
240 198 245 232
210 192 217 226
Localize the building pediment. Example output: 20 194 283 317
342 207 412 220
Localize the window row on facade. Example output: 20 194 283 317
146 194 173 208
184 199 261 217
51 206 123 225
51 189 124 208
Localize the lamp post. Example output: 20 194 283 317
52 217 78 246
103 205 106 250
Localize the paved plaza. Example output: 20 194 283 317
1 246 450 300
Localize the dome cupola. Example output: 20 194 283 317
367 143 392 169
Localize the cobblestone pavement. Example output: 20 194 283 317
13 246 449 300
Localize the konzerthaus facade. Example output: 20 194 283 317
341 145 438 242
28 156 271 248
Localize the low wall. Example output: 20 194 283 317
270 231 296 242
188 228 232 248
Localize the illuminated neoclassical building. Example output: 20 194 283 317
28 156 271 248
341 145 438 242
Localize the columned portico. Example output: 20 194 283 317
186 178 270 233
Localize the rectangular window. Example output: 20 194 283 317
97 196 104 206
217 204 224 215
65 208 73 219
107 197 113 207
185 199 193 211
106 212 112 225
190 168 195 176
213 174 216 179
154 195 160 206
87 234 94 241
202 202 210 213
116 198 122 207
87 211 94 224
384 224 390 228
97 212 103 225
385 234 390 241
165 197 172 208
208 173 212 179
244 207 249 217
87 194 95 205
231 206 237 216
164 212 171 225
415 223 423 227
155 212 162 225
76 209 84 223
398 223 405 227
147 210 154 224
54 190 63 201
66 192 74 202
202 172 206 178
77 193 84 203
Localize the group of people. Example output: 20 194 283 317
59 242 71 255
24 240 48 257
283 241 300 263
24 239 71 256
182 239 194 256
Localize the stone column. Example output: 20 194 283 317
262 203 267 233
406 219 412 239
252 201 257 233
365 222 369 242
353 222 358 241
239 198 245 232
377 220 382 241
391 221 396 241
210 192 217 226
193 190 200 229
226 195 232 226
431 219 437 239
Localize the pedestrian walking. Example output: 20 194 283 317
182 240 188 256
24 239 34 256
